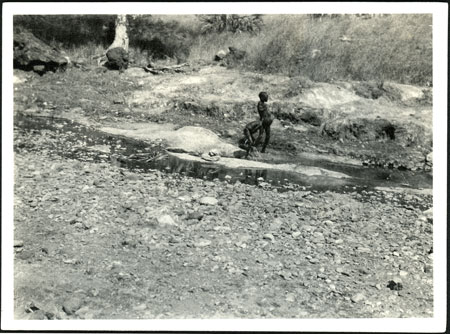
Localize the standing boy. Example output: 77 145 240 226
256 91 274 153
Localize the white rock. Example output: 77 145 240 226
194 240 212 247
270 218 283 230
292 231 302 238
199 196 218 205
157 215 177 226
351 293 365 303
133 303 147 311
285 293 296 302
14 240 24 247
177 196 191 202
423 207 433 221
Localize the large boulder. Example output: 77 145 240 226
13 29 68 74
99 124 244 158
166 126 243 157
214 46 246 66
214 49 229 61
105 47 129 71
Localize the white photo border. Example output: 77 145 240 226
2 2 447 332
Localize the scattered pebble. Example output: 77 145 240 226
194 240 212 248
12 123 434 319
157 214 177 226
423 264 433 273
187 211 204 221
27 310 47 320
285 293 296 302
423 207 433 221
62 296 83 315
14 240 24 247
199 197 218 206
269 218 283 231
387 278 403 291
292 231 302 238
132 303 147 311
351 293 365 303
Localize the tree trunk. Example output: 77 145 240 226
107 14 129 52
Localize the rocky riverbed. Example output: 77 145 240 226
10 61 436 321
13 121 433 319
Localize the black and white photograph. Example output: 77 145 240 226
2 2 447 332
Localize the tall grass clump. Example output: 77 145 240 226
189 14 432 85
261 14 432 85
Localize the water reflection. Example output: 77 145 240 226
14 114 432 192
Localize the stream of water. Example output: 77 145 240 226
14 114 432 194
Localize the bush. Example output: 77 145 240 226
13 15 116 47
198 14 263 34
128 15 197 62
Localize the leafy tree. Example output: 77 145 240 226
13 15 116 47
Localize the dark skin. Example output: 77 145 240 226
243 120 262 157
256 92 273 153
255 117 274 153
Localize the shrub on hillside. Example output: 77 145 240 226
198 15 263 34
13 15 116 47
128 15 196 62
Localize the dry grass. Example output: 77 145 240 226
63 43 107 64
188 14 432 85
36 14 431 85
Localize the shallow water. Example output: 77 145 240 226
14 114 432 194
